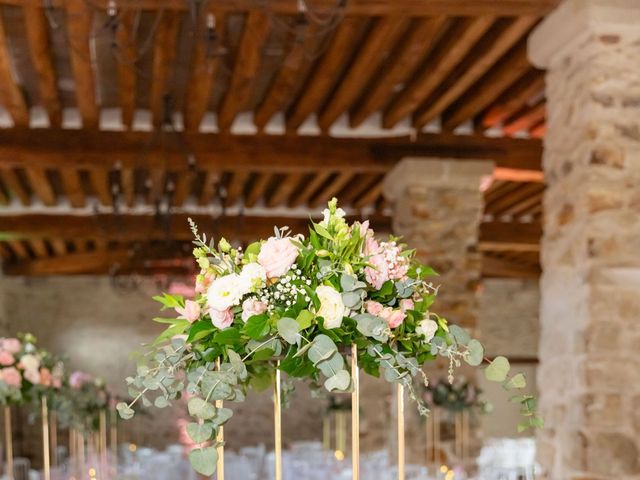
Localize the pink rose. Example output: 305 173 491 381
195 272 215 294
384 309 406 329
209 308 234 330
0 351 14 366
40 368 52 387
1 338 21 354
241 298 268 322
176 300 201 323
400 299 414 312
1 367 21 387
258 237 299 279
365 300 384 316
24 368 40 385
365 254 389 290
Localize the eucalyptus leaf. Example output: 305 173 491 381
227 350 248 381
188 397 217 420
316 351 345 378
340 274 357 292
485 356 511 383
465 339 484 366
449 325 471 346
186 422 214 443
189 446 218 476
154 396 170 408
504 373 527 390
277 317 300 345
211 407 234 427
116 402 134 420
308 335 338 365
324 370 351 392
354 314 389 342
342 291 362 309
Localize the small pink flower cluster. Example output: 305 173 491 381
363 230 409 290
365 299 414 329
69 371 94 390
0 338 22 387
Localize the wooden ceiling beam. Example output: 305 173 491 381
115 10 137 129
0 1 561 16
502 102 546 135
266 172 305 208
286 18 362 132
24 6 62 127
412 16 537 128
66 0 98 129
482 70 545 128
0 129 543 174
0 11 29 127
89 167 113 206
318 16 407 131
225 171 250 206
353 180 383 209
350 16 446 129
482 255 540 278
150 11 180 128
309 172 354 208
184 10 225 132
199 170 220 206
245 173 272 208
478 221 541 252
442 40 531 130
25 167 56 206
0 168 30 205
118 167 135 207
59 167 86 208
383 16 495 129
218 11 269 131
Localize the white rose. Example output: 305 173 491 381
18 353 40 372
416 320 439 342
240 263 267 291
207 274 250 311
316 285 348 329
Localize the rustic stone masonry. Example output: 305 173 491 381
529 1 640 478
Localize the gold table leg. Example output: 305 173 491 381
216 358 224 479
351 344 360 480
274 362 282 480
42 398 51 480
4 406 13 480
397 384 405 480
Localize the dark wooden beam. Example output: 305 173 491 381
0 10 29 127
150 11 180 128
482 255 540 278
0 129 542 176
478 221 541 252
116 10 137 129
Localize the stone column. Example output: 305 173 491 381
383 158 493 465
529 1 640 479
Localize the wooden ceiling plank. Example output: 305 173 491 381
482 255 540 278
59 167 86 208
244 173 272 208
0 1 562 16
25 167 56 206
482 70 544 127
147 167 166 204
350 16 446 128
484 180 520 204
199 169 220 206
89 167 113 206
266 172 304 207
150 11 180 128
289 172 331 208
225 171 250 206
309 172 354 208
353 178 383 209
0 180 7 204
0 11 28 126
413 16 537 128
478 221 541 253
49 238 68 256
318 16 407 131
217 11 269 132
286 17 362 132
29 238 49 257
502 101 546 135
0 242 12 261
7 240 30 260
23 6 61 127
172 170 194 207
442 40 531 130
116 10 137 129
66 0 98 128
184 10 225 131
383 16 495 129
501 189 544 217
254 24 320 131
0 168 30 205
119 167 135 207
337 173 380 205
530 122 546 139
487 183 544 217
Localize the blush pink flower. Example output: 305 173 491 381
385 310 406 329
70 371 92 389
24 368 40 385
400 299 414 312
241 298 268 322
0 351 14 366
175 300 201 323
209 308 234 330
258 237 299 279
365 254 389 290
40 368 52 387
1 367 21 387
364 236 380 256
365 300 384 316
0 338 21 354
195 272 215 294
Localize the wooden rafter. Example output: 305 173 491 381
266 172 305 207
478 221 541 252
349 16 446 128
412 16 537 128
503 102 546 135
59 167 86 208
482 70 544 127
218 11 269 131
89 167 113 206
318 16 407 131
25 168 55 206
150 11 180 128
66 0 98 128
119 167 135 207
184 10 225 131
482 255 540 278
286 17 362 131
245 173 272 208
0 10 28 127
24 6 62 127
383 16 495 129
199 170 220 206
486 183 544 217
0 168 30 205
115 10 137 129
225 171 250 206
309 172 354 208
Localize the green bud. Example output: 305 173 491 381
219 238 231 253
327 197 338 213
197 257 210 269
317 249 330 257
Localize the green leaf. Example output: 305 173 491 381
244 242 262 258
465 339 484 366
243 314 270 340
504 373 527 390
449 325 471 346
296 310 314 330
211 407 233 427
188 397 217 420
324 370 351 392
354 314 388 342
212 327 242 346
154 396 170 408
186 422 214 443
277 317 300 344
188 321 216 343
116 402 134 420
340 274 357 292
293 342 313 358
152 317 181 325
307 335 338 365
153 292 184 310
316 351 345 378
485 356 511 382
313 222 333 241
189 446 218 476
227 350 248 381
342 291 362 309
154 320 190 344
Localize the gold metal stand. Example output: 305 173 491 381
42 398 51 480
216 358 224 479
50 410 57 468
397 384 405 480
78 430 85 479
351 344 360 480
322 416 331 451
462 410 469 465
110 408 118 476
274 362 282 480
99 410 108 477
4 406 13 480
69 428 76 477
433 408 440 465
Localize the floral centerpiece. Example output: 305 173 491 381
118 199 541 475
56 371 112 432
424 378 492 415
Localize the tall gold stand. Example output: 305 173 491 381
274 362 282 480
397 384 405 480
78 430 85 479
99 410 108 477
351 344 360 480
322 416 331 451
41 398 51 480
4 406 13 480
216 358 224 480
110 409 118 476
69 428 76 477
462 410 470 465
50 411 57 468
